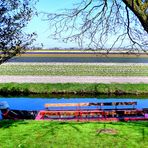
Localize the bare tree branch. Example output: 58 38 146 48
0 0 37 64
45 0 148 53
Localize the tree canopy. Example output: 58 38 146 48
47 0 148 52
0 0 36 64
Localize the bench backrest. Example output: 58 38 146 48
45 101 137 108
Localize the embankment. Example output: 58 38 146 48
0 83 148 96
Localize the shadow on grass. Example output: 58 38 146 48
2 119 144 128
41 121 82 133
1 119 147 131
109 121 148 128
0 120 28 128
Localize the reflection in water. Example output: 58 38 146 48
0 97 147 111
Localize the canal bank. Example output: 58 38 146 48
0 83 148 96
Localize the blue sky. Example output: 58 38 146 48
24 0 143 49
25 0 78 49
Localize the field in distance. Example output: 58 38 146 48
18 50 148 58
1 64 148 76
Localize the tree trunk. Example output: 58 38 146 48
123 0 148 33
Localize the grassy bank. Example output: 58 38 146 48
0 64 148 76
0 83 148 96
0 120 147 148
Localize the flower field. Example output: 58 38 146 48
0 64 148 76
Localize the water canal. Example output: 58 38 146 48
0 97 148 111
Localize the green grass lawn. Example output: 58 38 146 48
0 83 148 96
0 64 148 76
0 121 147 148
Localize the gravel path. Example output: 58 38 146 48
3 62 148 66
0 76 148 83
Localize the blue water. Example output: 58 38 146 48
0 97 147 111
8 57 148 63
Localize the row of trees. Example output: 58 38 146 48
0 0 148 63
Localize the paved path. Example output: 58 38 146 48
0 76 148 83
3 62 148 66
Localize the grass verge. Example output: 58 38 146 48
0 120 147 148
0 64 148 76
0 83 148 96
